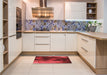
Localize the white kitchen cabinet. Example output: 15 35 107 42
16 38 22 54
0 0 3 39
78 35 96 68
0 40 3 73
87 37 96 68
65 2 86 19
51 33 66 51
8 0 16 36
35 33 50 51
0 19 2 39
8 36 17 64
0 52 3 73
22 33 35 51
66 34 77 51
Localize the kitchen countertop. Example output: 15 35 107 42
22 31 107 40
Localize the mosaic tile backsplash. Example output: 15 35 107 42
25 20 90 31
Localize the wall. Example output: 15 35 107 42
104 0 107 33
25 20 97 32
48 0 65 20
94 0 104 32
23 0 39 20
23 0 94 20
16 0 23 8
95 0 104 19
22 1 26 31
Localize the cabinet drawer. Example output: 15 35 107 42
80 46 89 55
35 37 50 44
35 45 50 51
35 33 50 37
79 35 89 45
78 34 96 68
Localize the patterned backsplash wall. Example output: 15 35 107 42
25 20 90 31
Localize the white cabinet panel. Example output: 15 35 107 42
8 36 17 64
35 33 50 37
0 52 3 73
66 34 77 51
35 45 50 51
22 33 35 51
0 19 2 39
65 2 86 19
35 37 50 44
0 40 3 72
16 38 22 54
78 34 96 68
0 40 3 52
51 33 65 51
87 37 96 68
8 0 16 36
35 33 51 51
0 0 3 38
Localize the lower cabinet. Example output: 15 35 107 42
78 35 96 68
66 33 77 51
51 33 66 51
22 33 77 52
35 33 50 51
8 36 17 64
0 40 3 73
22 33 35 51
16 38 22 54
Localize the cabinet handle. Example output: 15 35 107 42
81 47 88 52
36 43 49 45
81 38 88 42
35 36 49 38
9 34 16 37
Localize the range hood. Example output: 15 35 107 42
32 0 54 19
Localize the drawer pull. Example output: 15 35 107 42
35 36 49 38
81 38 88 42
81 47 88 52
36 43 49 45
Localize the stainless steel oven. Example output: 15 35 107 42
16 7 22 39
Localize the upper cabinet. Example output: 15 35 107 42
0 0 3 38
8 0 16 36
65 2 86 20
87 3 97 19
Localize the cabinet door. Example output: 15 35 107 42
35 33 51 51
8 0 16 36
16 38 22 54
22 33 34 51
78 35 96 68
0 0 3 38
88 37 96 68
65 2 86 19
66 34 77 51
51 33 65 51
8 36 17 63
0 40 3 72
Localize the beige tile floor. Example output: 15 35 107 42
2 55 96 75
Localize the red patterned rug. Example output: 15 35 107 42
33 56 71 64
